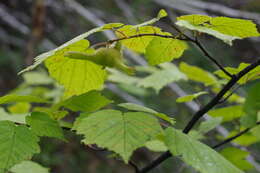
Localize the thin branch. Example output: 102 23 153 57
129 161 140 173
191 38 234 78
170 24 233 78
213 121 260 148
92 33 187 48
140 58 260 173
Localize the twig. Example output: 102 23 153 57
140 58 260 173
213 121 260 148
92 33 187 48
170 24 233 78
129 161 140 173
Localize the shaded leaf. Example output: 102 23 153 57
0 121 40 172
10 161 49 173
164 127 243 173
74 109 163 163
62 91 112 112
0 94 49 105
26 112 65 140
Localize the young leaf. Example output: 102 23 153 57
61 91 112 112
10 161 49 173
180 62 218 86
241 83 260 127
0 121 40 172
164 127 243 173
0 94 49 105
208 105 244 122
65 48 135 75
145 36 187 65
26 112 65 140
118 102 174 124
138 63 187 92
176 91 207 103
74 109 163 163
45 40 107 98
176 15 260 45
7 102 31 114
220 147 253 171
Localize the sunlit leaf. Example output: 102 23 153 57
176 15 260 45
0 94 49 105
208 105 244 122
10 161 49 173
176 91 207 103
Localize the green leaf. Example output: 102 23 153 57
214 63 260 84
228 130 258 146
176 15 260 45
115 25 162 53
145 140 168 152
220 147 253 171
61 91 112 112
74 109 163 163
26 112 65 140
45 40 107 98
22 71 53 85
18 26 105 74
65 48 135 75
145 36 187 65
0 108 27 124
10 161 49 173
176 91 207 103
198 117 222 134
241 83 260 127
180 62 218 86
32 107 68 120
0 94 49 105
7 103 31 114
138 63 187 92
107 68 140 85
208 105 244 122
118 102 174 124
164 127 243 173
0 121 40 172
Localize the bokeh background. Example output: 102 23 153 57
1 0 260 173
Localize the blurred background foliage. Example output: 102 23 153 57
0 0 260 173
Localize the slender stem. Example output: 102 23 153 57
170 24 233 78
213 121 260 149
91 33 187 48
129 161 140 172
192 39 234 78
139 59 260 173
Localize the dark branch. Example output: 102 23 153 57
91 33 188 48
170 24 233 78
213 121 260 149
139 58 260 173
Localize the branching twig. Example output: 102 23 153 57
140 58 260 173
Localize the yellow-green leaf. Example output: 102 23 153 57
176 91 207 103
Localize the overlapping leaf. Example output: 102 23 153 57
138 63 187 92
208 105 244 122
0 121 40 172
74 109 163 162
164 128 243 173
0 94 49 105
180 62 218 86
176 15 260 45
145 36 187 65
45 40 107 98
26 112 65 140
10 161 49 173
61 91 112 112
